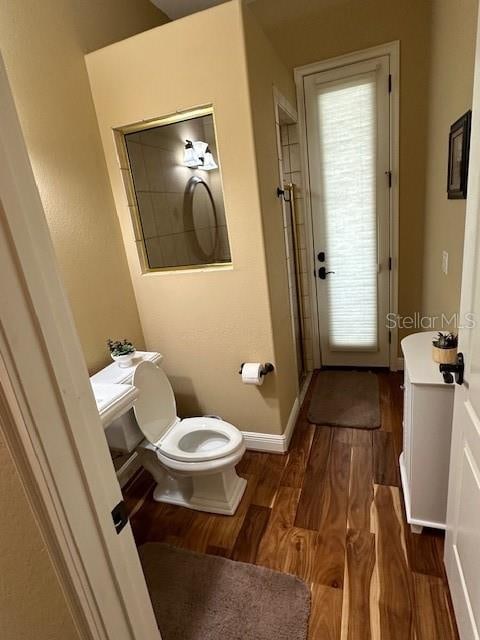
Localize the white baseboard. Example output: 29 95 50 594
299 371 312 404
241 429 293 454
242 372 312 454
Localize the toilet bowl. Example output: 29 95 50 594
132 361 247 515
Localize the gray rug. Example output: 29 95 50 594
139 543 310 640
307 370 380 429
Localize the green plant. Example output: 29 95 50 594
432 332 458 349
107 338 135 357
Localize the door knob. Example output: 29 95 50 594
439 352 464 385
318 266 335 279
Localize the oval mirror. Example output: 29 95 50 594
184 177 218 263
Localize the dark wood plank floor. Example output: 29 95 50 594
123 371 459 640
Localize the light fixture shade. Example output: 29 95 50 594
202 147 218 171
183 140 200 167
193 140 208 159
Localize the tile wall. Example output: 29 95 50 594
279 122 314 373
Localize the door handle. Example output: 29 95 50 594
439 352 464 385
317 252 325 262
318 266 335 279
111 500 129 534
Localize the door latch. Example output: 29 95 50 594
439 352 464 385
111 500 129 535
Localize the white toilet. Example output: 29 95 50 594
132 361 247 515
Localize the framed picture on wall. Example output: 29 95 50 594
447 110 472 199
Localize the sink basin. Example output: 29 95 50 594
91 382 138 428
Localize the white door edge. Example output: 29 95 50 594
445 8 480 639
0 54 161 640
295 41 400 370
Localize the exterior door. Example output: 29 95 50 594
445 13 480 639
304 56 391 366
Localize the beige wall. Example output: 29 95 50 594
87 0 294 435
250 0 432 347
0 0 168 373
241 4 298 426
421 0 478 324
0 431 80 640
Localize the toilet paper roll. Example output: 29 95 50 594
241 362 264 386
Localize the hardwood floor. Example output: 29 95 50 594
123 371 459 640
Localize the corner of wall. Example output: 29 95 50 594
240 2 299 432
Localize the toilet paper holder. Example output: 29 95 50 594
238 362 275 377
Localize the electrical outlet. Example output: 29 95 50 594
442 250 449 275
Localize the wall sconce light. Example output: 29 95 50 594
183 139 218 170
202 147 218 171
183 140 201 168
193 140 208 159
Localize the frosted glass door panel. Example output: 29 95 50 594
305 56 390 367
318 76 377 350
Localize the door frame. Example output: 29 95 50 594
294 41 400 371
0 53 161 640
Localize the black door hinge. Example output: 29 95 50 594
388 74 392 93
386 170 392 188
388 330 392 344
111 500 129 535
388 257 392 271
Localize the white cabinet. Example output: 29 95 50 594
400 332 454 533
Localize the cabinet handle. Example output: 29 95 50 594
400 384 405 391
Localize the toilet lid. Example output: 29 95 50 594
132 361 178 444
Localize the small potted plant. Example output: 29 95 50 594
107 338 136 368
432 332 458 364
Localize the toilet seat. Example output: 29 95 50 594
133 361 243 464
158 417 244 463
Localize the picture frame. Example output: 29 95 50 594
447 110 472 199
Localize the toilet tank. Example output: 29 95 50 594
105 408 143 453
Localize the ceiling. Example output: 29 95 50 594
151 0 253 20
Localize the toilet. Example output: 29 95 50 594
132 361 247 515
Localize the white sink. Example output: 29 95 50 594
90 352 163 448
91 382 139 428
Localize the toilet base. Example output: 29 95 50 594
139 451 247 515
189 468 247 515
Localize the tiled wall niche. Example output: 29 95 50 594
120 111 231 271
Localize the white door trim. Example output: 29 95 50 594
0 54 161 640
295 41 400 370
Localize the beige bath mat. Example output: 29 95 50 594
139 543 310 640
307 370 380 429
